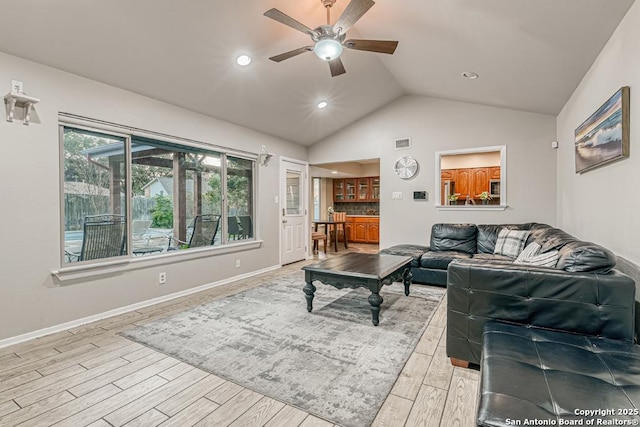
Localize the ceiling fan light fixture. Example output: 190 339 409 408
314 38 343 61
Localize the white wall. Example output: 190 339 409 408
0 52 306 341
309 95 557 248
441 151 501 169
556 1 640 266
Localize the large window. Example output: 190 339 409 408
61 124 256 265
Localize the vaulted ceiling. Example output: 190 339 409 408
0 0 634 145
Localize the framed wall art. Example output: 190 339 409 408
575 86 630 173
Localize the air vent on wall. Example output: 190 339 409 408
394 137 411 150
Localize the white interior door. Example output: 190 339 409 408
280 159 308 265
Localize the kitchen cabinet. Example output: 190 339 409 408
455 169 472 199
345 179 357 201
489 166 501 179
471 168 490 197
442 166 500 202
333 177 380 202
357 178 370 201
366 221 379 242
333 180 345 201
345 216 379 244
370 177 380 201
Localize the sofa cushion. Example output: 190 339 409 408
471 253 514 263
514 242 560 268
430 223 477 254
420 250 472 270
493 229 530 258
535 227 578 252
477 224 534 254
557 241 617 273
478 321 640 427
379 244 429 268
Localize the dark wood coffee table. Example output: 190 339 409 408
302 253 413 326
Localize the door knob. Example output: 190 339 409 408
282 220 288 223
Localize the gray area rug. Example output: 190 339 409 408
121 269 445 427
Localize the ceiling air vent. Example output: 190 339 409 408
394 137 411 150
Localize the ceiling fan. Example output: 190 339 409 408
264 0 398 77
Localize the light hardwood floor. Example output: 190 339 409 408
0 244 479 426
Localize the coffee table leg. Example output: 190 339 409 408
403 268 412 296
303 282 316 312
368 292 383 326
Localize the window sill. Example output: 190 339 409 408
435 205 508 211
52 240 263 283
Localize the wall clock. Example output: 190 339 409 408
394 156 419 180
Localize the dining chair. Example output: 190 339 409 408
333 212 347 245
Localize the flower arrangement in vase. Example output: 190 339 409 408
447 194 459 205
328 206 334 221
479 191 492 205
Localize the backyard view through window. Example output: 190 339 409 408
62 126 255 265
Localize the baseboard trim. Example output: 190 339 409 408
0 264 282 350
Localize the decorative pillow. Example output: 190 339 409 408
514 247 560 268
515 241 542 263
493 229 530 258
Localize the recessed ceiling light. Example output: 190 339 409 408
317 101 328 109
462 71 479 79
331 170 338 174
236 55 251 66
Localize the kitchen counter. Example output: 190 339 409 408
346 215 379 217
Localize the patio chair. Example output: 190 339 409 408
228 216 241 240
238 215 253 239
168 214 220 250
65 214 126 262
131 219 152 246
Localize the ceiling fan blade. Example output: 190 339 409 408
333 0 375 34
269 46 314 62
344 39 398 54
328 58 346 77
264 8 317 37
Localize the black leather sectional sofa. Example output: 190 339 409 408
380 222 619 286
382 223 639 426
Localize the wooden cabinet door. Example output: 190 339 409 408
354 223 367 242
345 179 357 201
333 179 344 202
489 166 501 179
441 169 455 180
455 169 471 198
370 177 380 201
357 178 370 201
370 176 380 202
344 219 354 243
471 168 490 197
366 222 379 243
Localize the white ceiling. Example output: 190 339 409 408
0 0 634 146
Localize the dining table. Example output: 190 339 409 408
312 220 348 252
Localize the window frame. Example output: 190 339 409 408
58 117 259 269
434 145 508 211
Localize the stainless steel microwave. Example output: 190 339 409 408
489 180 500 197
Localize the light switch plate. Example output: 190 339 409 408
392 192 403 199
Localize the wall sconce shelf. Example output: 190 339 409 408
4 92 40 125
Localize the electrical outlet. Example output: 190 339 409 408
392 191 403 199
158 272 166 284
235 259 241 268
